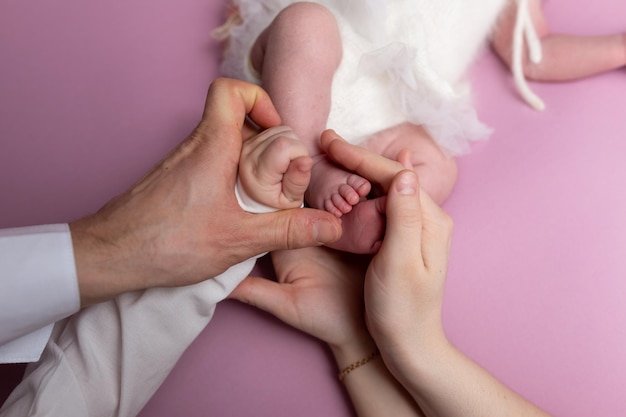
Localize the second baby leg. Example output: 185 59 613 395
492 0 626 81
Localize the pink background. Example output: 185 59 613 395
1 0 625 415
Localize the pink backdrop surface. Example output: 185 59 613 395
1 0 625 416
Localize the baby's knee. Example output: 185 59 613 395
272 2 342 60
276 2 337 27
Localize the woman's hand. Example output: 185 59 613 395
364 168 453 374
321 128 453 370
230 246 373 356
323 130 551 417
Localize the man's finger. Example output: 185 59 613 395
202 78 281 133
185 78 282 168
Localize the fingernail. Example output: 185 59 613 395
396 171 417 195
313 220 340 245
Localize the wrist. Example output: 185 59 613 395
329 332 378 373
379 326 452 389
70 216 135 306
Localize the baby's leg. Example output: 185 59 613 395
492 0 626 81
327 123 457 254
251 2 370 218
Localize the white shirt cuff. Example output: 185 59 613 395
0 224 80 363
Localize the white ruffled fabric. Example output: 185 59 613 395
219 0 534 155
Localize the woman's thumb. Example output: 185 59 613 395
229 276 287 317
378 170 424 264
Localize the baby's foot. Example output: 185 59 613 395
305 155 371 218
326 198 385 254
239 126 312 211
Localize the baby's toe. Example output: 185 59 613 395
338 183 360 206
347 174 371 197
324 198 345 218
331 192 353 214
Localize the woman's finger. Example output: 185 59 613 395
320 129 405 192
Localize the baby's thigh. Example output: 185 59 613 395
362 123 458 204
250 2 341 75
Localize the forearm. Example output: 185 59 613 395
331 337 424 417
393 338 552 417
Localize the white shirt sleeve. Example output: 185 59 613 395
0 224 80 363
0 185 275 416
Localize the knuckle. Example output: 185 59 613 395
430 211 454 237
208 77 231 96
399 210 422 230
274 213 298 250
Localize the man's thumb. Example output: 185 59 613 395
251 208 342 254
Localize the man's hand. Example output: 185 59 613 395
71 78 341 306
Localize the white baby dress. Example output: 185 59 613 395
220 0 540 155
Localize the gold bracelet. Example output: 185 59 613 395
337 350 380 381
